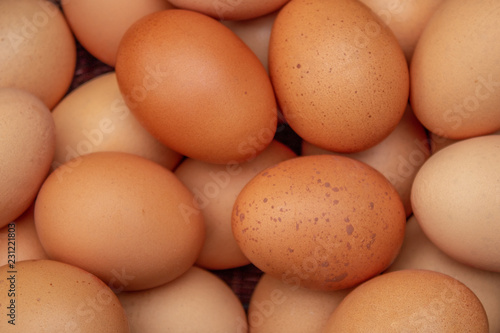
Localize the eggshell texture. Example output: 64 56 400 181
430 130 500 154
116 9 277 164
0 260 129 332
34 152 205 291
222 11 278 73
0 0 76 109
302 105 430 217
0 88 55 229
323 269 489 332
168 0 288 20
117 266 248 333
410 0 500 139
269 0 409 153
386 215 500 333
232 155 406 291
175 140 296 270
62 0 174 67
411 135 500 273
359 0 444 62
248 273 351 333
51 72 182 171
0 205 48 267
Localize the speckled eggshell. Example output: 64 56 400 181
323 269 489 332
302 105 430 217
386 215 500 333
411 135 500 273
232 155 406 291
248 273 351 333
0 260 129 332
269 0 409 153
410 0 500 139
115 9 278 164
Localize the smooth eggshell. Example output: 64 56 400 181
0 0 76 109
359 0 444 62
429 130 500 154
411 135 500 272
269 0 409 153
386 215 500 333
34 152 205 291
410 0 500 139
302 105 430 217
323 269 489 332
116 9 277 164
0 205 48 267
0 260 129 332
118 266 248 333
232 155 406 291
168 0 288 20
62 0 174 67
51 72 182 171
0 88 55 228
248 273 351 333
175 140 296 270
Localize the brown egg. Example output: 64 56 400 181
248 273 351 333
0 88 55 229
232 155 406 291
0 0 76 109
222 11 278 73
34 152 205 291
51 72 182 171
359 0 445 62
62 0 174 67
411 135 500 273
386 215 500 333
0 260 129 332
117 266 248 333
411 0 500 139
302 105 430 217
323 269 489 332
269 0 409 153
429 130 500 154
175 140 296 270
167 0 288 20
116 9 278 164
0 205 48 267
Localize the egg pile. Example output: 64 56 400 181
0 0 499 332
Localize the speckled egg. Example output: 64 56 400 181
232 155 406 291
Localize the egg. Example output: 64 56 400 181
232 155 406 291
411 135 500 273
116 9 278 164
0 205 48 267
222 11 278 73
34 151 205 291
167 0 288 20
248 273 351 333
117 266 248 333
0 260 129 332
0 0 76 109
269 0 409 153
430 130 500 154
359 0 445 62
411 0 500 139
323 269 489 332
386 215 500 333
302 105 430 217
0 88 55 229
61 0 174 67
174 140 296 270
51 71 182 171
